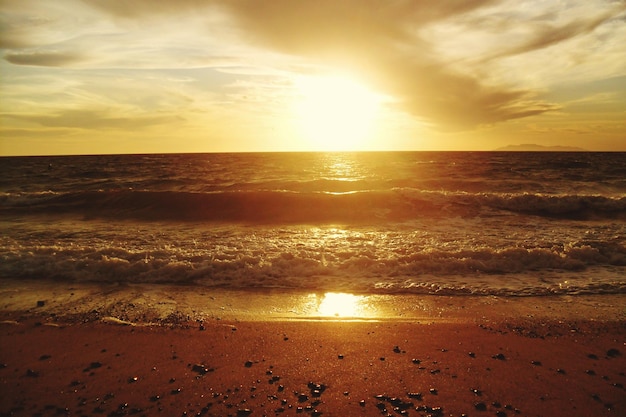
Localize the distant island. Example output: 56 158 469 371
495 144 588 152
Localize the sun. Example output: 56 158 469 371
293 74 383 151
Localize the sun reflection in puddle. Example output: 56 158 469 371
314 292 375 319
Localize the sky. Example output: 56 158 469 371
1 0 625 155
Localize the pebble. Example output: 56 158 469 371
84 361 102 372
244 360 253 368
606 348 621 358
192 364 213 375
411 358 421 364
531 360 542 366
474 402 487 411
492 353 506 360
470 388 482 396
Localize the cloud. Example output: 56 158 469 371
4 51 87 67
484 4 626 60
216 0 562 129
2 0 623 136
5 109 182 130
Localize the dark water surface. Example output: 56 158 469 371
1 152 625 295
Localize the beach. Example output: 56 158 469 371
1 283 625 417
1 152 624 416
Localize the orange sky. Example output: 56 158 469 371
1 0 625 155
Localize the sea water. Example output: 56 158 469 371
1 152 624 296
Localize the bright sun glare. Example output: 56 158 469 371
294 75 382 151
317 292 366 317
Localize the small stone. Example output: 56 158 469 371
556 368 566 374
359 400 365 407
474 402 487 411
531 360 542 366
37 300 45 307
429 388 437 395
496 411 507 417
431 406 444 415
606 348 621 358
26 369 40 377
192 364 213 375
471 388 482 396
586 369 596 375
39 355 52 361
411 358 421 364
244 360 254 368
338 354 344 359
393 346 401 353
492 353 506 360
236 409 252 416
128 376 138 383
468 352 476 358
587 353 599 360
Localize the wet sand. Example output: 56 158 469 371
1 281 625 417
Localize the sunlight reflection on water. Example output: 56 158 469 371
308 292 378 319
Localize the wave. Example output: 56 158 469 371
2 189 625 223
1 237 624 296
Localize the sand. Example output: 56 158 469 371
1 281 625 417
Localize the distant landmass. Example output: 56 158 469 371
495 144 588 152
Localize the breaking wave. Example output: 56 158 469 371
2 189 624 223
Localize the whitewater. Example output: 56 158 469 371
1 151 624 296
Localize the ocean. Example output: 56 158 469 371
1 151 625 297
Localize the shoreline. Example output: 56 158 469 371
1 280 625 416
2 279 625 325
